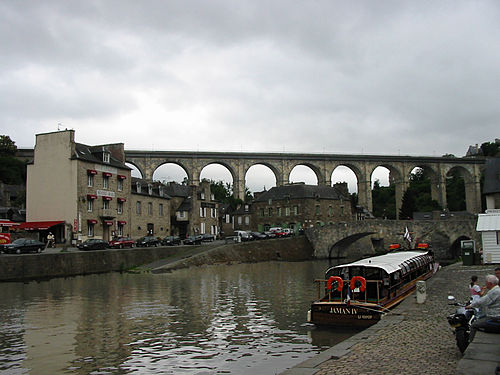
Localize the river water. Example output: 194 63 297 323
0 259 357 375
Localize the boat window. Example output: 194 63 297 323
364 267 381 280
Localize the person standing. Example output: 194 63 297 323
465 274 500 341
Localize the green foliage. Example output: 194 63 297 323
0 156 27 184
209 179 252 210
446 169 466 211
372 180 396 219
0 135 17 156
480 141 499 157
399 169 441 219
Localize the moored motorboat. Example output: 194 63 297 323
308 246 438 328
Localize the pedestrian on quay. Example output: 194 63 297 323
465 274 500 342
469 275 483 302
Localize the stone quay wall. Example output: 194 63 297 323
0 236 314 282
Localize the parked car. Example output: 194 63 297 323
136 236 160 247
162 236 182 246
201 233 215 242
234 230 252 242
2 238 45 254
77 239 109 251
184 235 203 245
263 231 276 238
282 228 293 236
269 227 287 237
108 237 135 249
250 232 267 240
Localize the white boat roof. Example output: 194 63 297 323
329 251 430 274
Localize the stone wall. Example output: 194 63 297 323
0 236 314 282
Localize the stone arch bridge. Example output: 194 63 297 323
124 150 485 217
305 218 479 261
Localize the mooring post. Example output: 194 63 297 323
416 280 426 304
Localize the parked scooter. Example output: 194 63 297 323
447 296 476 354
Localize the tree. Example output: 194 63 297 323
208 179 252 209
0 135 17 156
480 141 499 157
446 169 466 211
372 180 396 219
399 169 441 219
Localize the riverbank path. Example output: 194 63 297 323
282 262 500 375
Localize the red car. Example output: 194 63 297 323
108 237 135 249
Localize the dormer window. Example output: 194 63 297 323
136 182 141 193
200 192 205 200
103 152 110 163
148 184 153 195
159 186 164 197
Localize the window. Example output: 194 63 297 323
294 206 299 215
201 222 206 233
148 184 153 195
159 187 164 197
136 201 142 215
88 174 94 187
285 207 290 216
341 206 345 216
277 207 282 217
148 202 153 215
87 199 93 212
117 201 123 214
103 199 110 210
260 208 265 217
268 208 273 217
244 205 249 212
200 192 205 200
315 205 320 215
211 208 216 218
103 152 110 163
225 214 230 223
245 216 250 225
179 211 185 218
268 199 272 205
117 224 123 237
117 179 123 191
200 207 206 217
329 206 333 216
88 223 94 236
103 176 109 189
211 225 217 235
159 203 164 216
136 182 141 193
238 216 242 224
211 194 215 201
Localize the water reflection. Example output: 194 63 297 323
0 259 356 374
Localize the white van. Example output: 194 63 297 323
234 230 252 242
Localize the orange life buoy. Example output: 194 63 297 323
350 276 366 292
326 276 343 292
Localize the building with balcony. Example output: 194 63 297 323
26 130 131 243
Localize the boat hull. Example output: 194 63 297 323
309 302 382 328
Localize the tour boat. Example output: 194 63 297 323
308 246 438 328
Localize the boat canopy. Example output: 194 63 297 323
326 251 431 276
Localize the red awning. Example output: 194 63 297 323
117 174 127 180
103 220 114 226
0 220 20 227
117 197 126 202
117 221 127 225
87 169 97 175
87 219 98 224
87 194 98 200
18 221 65 231
102 196 113 201
102 172 113 177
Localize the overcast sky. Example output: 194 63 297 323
1 1 499 191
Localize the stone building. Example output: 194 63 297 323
130 178 171 239
240 182 352 233
164 180 219 238
26 130 131 244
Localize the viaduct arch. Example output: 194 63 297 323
125 150 485 217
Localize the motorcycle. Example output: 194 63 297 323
447 295 476 354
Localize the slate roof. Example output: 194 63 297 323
163 182 190 198
483 158 500 194
253 183 348 202
73 143 130 170
131 177 171 199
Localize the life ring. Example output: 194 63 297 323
350 276 366 292
326 276 343 292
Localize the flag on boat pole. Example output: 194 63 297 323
404 226 412 244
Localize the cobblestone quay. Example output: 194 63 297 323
289 263 495 375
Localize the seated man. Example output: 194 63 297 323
466 274 500 341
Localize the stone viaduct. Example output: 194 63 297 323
305 218 479 261
123 150 485 218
